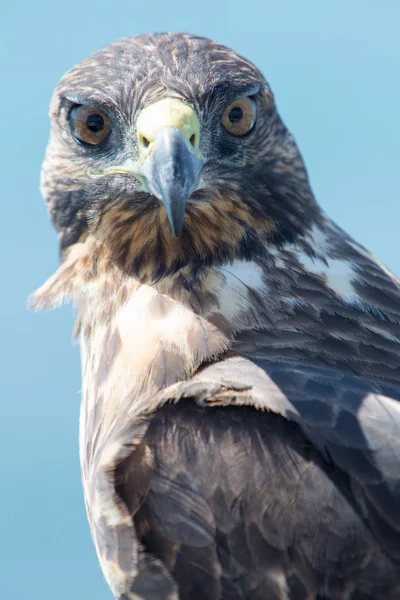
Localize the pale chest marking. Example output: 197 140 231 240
295 226 362 305
207 260 267 322
298 252 359 303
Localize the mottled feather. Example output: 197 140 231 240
31 32 400 600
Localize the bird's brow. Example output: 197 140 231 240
59 91 121 114
207 81 261 101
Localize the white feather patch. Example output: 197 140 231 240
298 252 359 303
214 260 267 321
296 225 361 304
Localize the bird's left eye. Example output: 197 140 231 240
222 97 256 136
69 105 111 146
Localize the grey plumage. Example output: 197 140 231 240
32 32 400 599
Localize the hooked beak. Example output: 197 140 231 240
136 98 204 237
138 126 203 237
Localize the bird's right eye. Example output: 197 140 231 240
69 105 111 146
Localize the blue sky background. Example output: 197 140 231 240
1 1 399 598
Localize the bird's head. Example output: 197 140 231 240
42 32 320 282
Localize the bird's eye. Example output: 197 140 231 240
222 97 256 136
69 105 111 146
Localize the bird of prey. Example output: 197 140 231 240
31 33 400 600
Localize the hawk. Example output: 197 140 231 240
31 33 400 599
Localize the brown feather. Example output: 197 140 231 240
32 32 400 600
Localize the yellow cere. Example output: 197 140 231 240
136 98 201 161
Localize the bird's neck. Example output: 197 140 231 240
30 237 238 454
31 219 400 456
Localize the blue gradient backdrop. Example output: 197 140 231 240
1 1 399 598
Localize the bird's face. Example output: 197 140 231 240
43 33 315 282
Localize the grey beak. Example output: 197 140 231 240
138 127 204 237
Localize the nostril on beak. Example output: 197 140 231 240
189 133 196 147
141 136 150 148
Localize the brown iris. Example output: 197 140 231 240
222 97 256 136
69 105 110 145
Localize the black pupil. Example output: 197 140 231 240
86 113 104 133
228 106 243 123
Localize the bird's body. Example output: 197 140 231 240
32 33 400 599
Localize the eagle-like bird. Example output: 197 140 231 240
31 33 400 599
